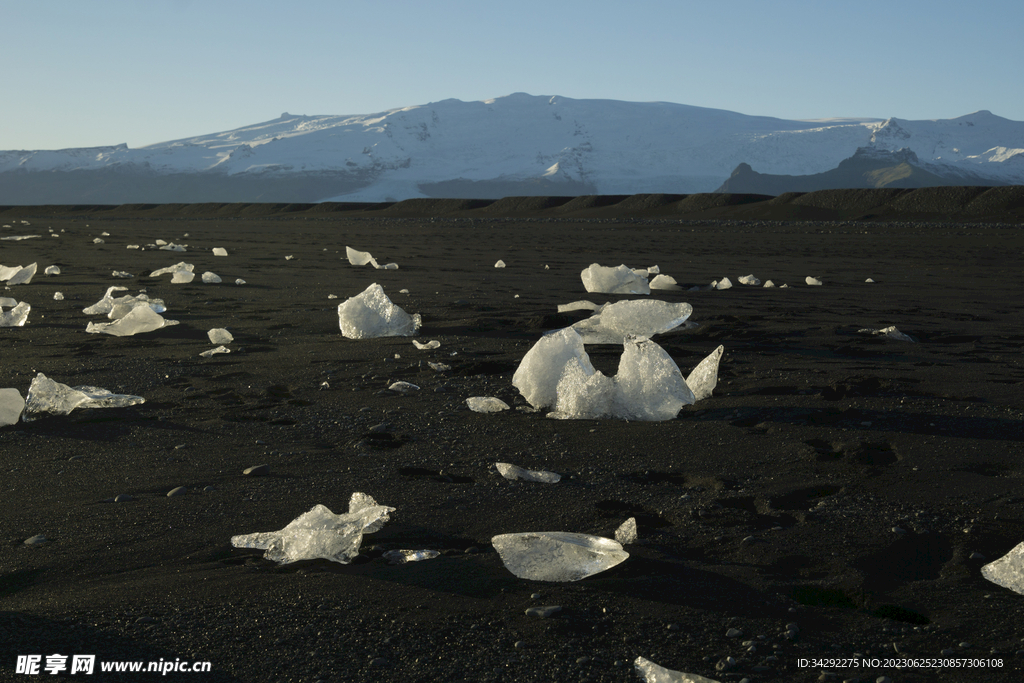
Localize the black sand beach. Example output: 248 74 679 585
2 190 1024 682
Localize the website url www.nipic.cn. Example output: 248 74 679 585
15 655 212 676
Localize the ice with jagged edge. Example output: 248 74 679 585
686 345 725 401
492 531 629 582
22 373 145 421
467 397 511 413
635 656 721 683
981 542 1024 595
570 299 693 344
0 262 37 285
580 263 650 295
0 387 25 426
650 274 681 290
495 462 560 483
150 261 195 283
0 299 30 327
230 493 394 565
337 283 421 339
557 300 601 313
86 306 179 336
346 246 398 270
859 325 915 342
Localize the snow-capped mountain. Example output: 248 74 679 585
2 93 1022 204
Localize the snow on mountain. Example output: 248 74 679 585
2 94 1022 203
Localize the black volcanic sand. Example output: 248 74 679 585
2 197 1024 682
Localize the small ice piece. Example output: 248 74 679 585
346 246 379 268
494 260 506 268
200 346 231 357
159 243 187 252
468 397 511 413
399 288 410 294
126 245 140 249
649 274 681 291
495 462 559 483
150 262 195 284
865 278 875 283
208 328 234 344
428 361 451 372
382 549 440 564
86 306 179 336
44 265 60 276
491 531 629 582
557 300 601 313
22 372 145 421
859 325 915 342
0 235 40 241
0 300 30 327
112 270 134 278
155 239 167 245
0 387 25 426
106 294 166 319
570 299 693 344
413 339 440 350
738 274 761 285
0 262 37 285
202 271 222 284
806 276 823 286
635 656 720 683
230 493 395 565
235 278 246 285
763 280 775 288
686 345 725 401
715 277 733 290
647 265 660 274
337 283 421 339
615 517 638 545
580 263 650 295
53 292 64 301
388 381 420 393
83 286 129 315
982 542 1024 595
93 238 105 244
212 247 228 256
377 262 399 270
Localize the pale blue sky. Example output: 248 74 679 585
4 0 1022 150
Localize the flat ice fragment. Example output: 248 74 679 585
570 299 693 344
0 235 40 241
337 283 421 339
491 531 628 581
126 245 140 250
635 656 721 683
558 300 601 313
0 262 37 285
155 239 167 245
0 387 25 426
150 262 195 284
44 265 60 276
377 262 399 270
231 493 394 564
208 328 234 344
159 243 187 252
467 397 511 413
428 361 451 372
413 339 440 350
859 325 915 342
235 279 246 285
53 292 64 301
0 297 16 307
686 345 725 401
982 542 1024 595
738 274 761 285
382 549 440 564
112 270 133 278
86 306 178 336
200 346 231 357
494 260 506 268
495 462 559 482
0 301 30 327
93 238 105 244
388 381 420 393
201 271 222 284
212 247 228 256
615 517 638 545
580 263 650 295
806 276 823 286
23 372 145 421
715 277 733 290
649 274 681 290
346 246 377 267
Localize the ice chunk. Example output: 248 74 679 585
346 246 377 267
647 265 660 274
615 517 638 545
201 271 222 284
86 306 179 336
0 235 40 241
159 243 187 252
599 336 695 421
53 292 64 301
230 493 394 565
806 276 823 286
428 361 451 372
580 263 650 295
982 542 1024 595
738 274 760 285
0 387 25 426
858 325 915 342
212 247 228 256
865 277 875 283
557 300 601 313
714 277 733 290
82 286 129 315
0 262 37 285
388 381 419 393
0 300 30 327
467 397 511 413
649 274 681 290
382 549 440 564
686 345 724 401
93 237 105 244
235 278 246 285
337 283 421 339
208 328 234 344
491 531 629 581
570 299 693 344
150 262 195 283
512 327 594 410
413 339 440 350
23 373 145 421
200 346 231 357
763 280 776 288
494 260 506 268
635 656 720 683
495 462 559 483
44 265 60 276
112 270 134 278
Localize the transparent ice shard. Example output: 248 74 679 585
982 542 1024 595
23 372 145 421
805 276 823 286
382 549 440 564
580 263 650 295
0 387 25 426
107 294 166 320
467 397 511 413
200 346 231 357
649 274 681 290
557 300 601 313
491 531 629 582
686 345 724 401
346 246 378 267
83 286 129 315
635 656 721 683
738 274 760 285
201 271 222 283
570 299 693 344
208 328 234 344
150 262 195 283
495 462 559 483
615 517 638 545
230 493 394 565
86 306 178 336
337 283 421 339
714 277 733 290
513 327 594 410
0 300 30 327
413 339 440 350
0 262 37 285
858 325 915 342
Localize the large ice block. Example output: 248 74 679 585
580 263 650 295
337 283 422 339
230 493 394 565
22 373 145 421
570 299 692 344
600 336 695 421
635 657 721 683
0 300 30 327
0 388 25 426
86 306 179 336
491 531 629 582
686 345 725 401
982 542 1024 595
512 328 595 410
